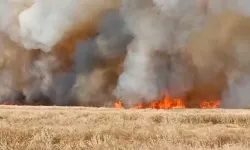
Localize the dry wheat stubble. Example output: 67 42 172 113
0 106 250 150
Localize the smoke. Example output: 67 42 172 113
114 0 250 108
1 0 250 108
114 0 206 107
18 0 120 52
0 0 34 47
0 0 122 106
0 32 57 105
73 9 132 107
222 74 250 109
221 26 250 108
184 5 250 108
206 0 250 15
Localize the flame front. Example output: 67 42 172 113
0 96 220 108
114 96 220 109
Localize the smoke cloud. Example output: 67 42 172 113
1 0 250 108
18 0 120 52
73 9 132 107
114 0 206 107
115 0 250 108
184 4 250 108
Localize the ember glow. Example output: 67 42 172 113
200 100 220 109
0 100 25 105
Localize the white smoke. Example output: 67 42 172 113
18 0 120 52
0 0 33 46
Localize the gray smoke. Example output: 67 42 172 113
222 74 250 109
0 32 59 105
114 0 205 107
73 9 132 107
221 37 250 108
207 0 250 15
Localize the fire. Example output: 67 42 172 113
200 100 220 108
113 100 123 108
0 97 220 109
0 100 24 105
114 96 220 109
133 97 186 109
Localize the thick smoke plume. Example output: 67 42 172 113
1 0 250 108
73 9 132 107
0 0 121 105
18 0 120 52
114 0 205 107
115 0 250 108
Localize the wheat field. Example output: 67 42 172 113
0 106 250 150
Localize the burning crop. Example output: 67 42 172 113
113 98 220 109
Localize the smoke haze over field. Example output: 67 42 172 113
1 0 250 108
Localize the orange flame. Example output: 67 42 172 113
114 96 220 109
200 100 220 108
113 100 123 108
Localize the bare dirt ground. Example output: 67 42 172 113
0 106 250 150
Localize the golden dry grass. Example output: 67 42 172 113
0 106 250 150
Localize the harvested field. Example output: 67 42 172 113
0 106 250 150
